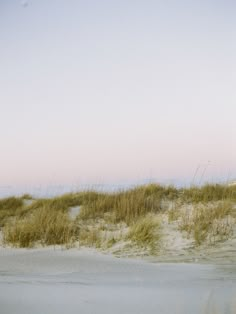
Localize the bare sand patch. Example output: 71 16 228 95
0 247 236 314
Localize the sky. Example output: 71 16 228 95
0 0 235 191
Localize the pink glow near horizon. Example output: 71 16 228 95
0 0 235 187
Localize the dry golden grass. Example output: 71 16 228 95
3 206 77 247
0 197 24 227
181 184 236 203
168 204 181 223
0 197 23 211
127 214 161 253
1 183 236 250
178 201 234 245
26 190 102 213
79 184 174 224
78 227 102 248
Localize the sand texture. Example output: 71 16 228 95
0 247 236 314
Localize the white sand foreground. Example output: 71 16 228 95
0 247 236 314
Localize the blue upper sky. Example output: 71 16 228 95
0 0 235 189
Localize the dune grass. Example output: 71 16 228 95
181 184 236 203
79 184 236 225
3 206 77 247
0 197 24 227
78 226 102 248
79 184 177 224
178 201 234 245
1 190 103 248
0 197 23 211
26 191 103 212
1 183 236 249
127 214 161 253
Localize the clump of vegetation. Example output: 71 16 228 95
0 197 23 211
0 197 24 227
79 184 176 224
75 217 125 249
181 184 236 203
179 201 234 245
1 183 236 252
127 214 161 253
26 190 102 212
21 194 33 200
78 227 102 248
3 206 77 247
168 204 181 223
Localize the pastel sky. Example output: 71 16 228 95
0 0 235 188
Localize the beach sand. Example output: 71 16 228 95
0 247 236 314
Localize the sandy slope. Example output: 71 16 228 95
104 211 236 264
148 213 236 264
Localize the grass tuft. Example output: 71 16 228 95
0 197 24 227
79 184 171 224
3 206 77 247
178 201 234 245
127 214 161 252
181 184 236 203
